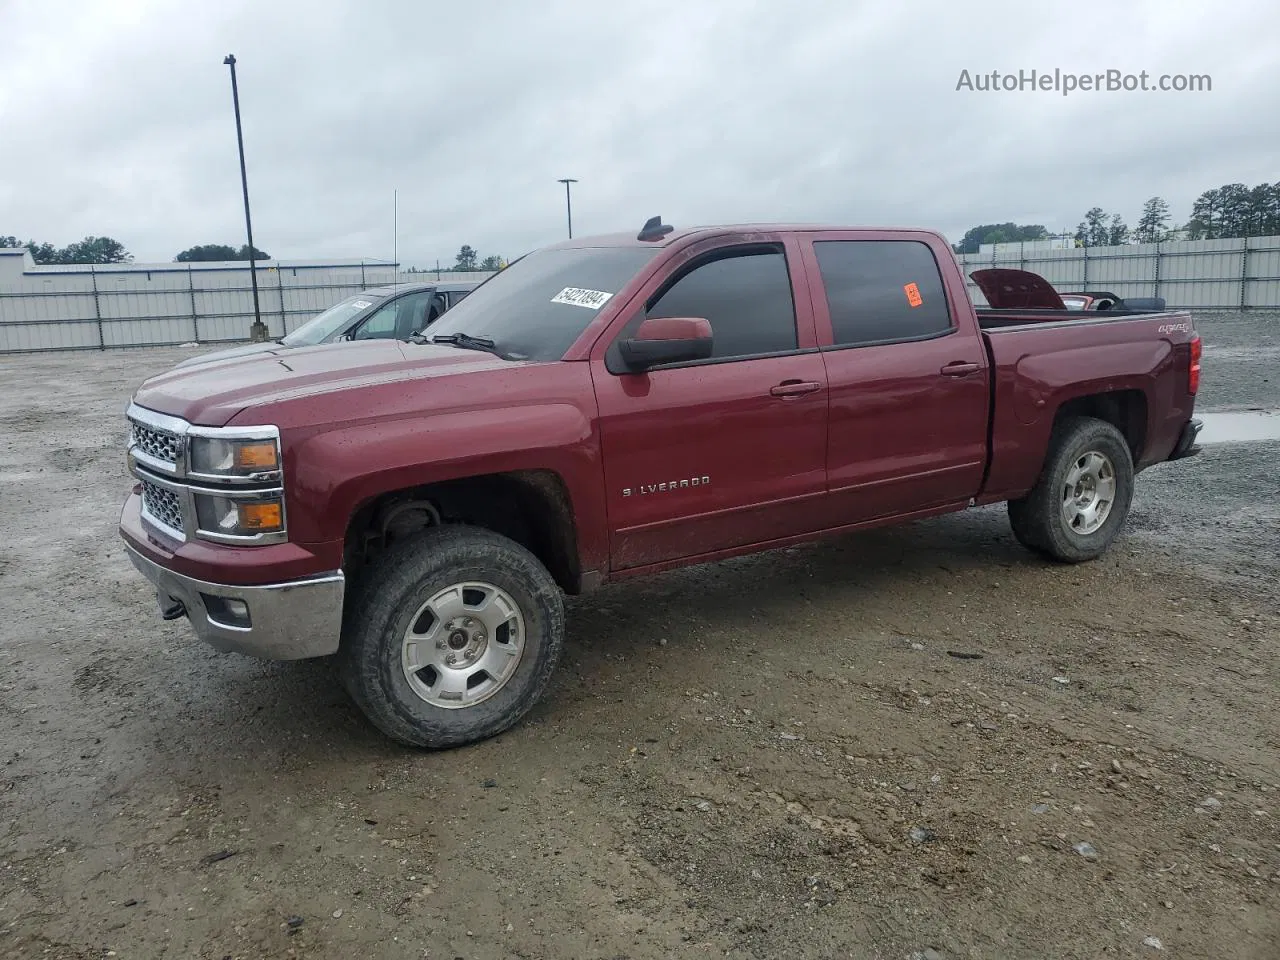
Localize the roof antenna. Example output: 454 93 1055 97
637 215 674 241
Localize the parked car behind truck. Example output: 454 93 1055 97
172 280 478 369
120 218 1203 749
969 268 1167 312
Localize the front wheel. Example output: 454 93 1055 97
1007 416 1135 563
338 525 565 748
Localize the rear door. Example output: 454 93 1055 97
590 237 830 570
395 291 440 338
799 232 990 522
417 292 449 334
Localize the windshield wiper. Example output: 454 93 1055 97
413 331 499 354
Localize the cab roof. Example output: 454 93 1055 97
362 279 480 296
544 218 945 250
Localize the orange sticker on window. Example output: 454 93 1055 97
904 282 923 307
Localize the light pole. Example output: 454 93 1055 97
223 54 267 342
557 178 577 238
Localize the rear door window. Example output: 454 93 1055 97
813 240 953 347
392 291 436 337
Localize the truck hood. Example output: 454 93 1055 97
970 268 1066 310
131 339 508 426
171 340 284 369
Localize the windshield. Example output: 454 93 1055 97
422 246 660 361
282 293 383 346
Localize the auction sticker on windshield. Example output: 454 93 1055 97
551 287 613 309
352 300 372 309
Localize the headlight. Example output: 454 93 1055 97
194 493 285 538
188 436 280 478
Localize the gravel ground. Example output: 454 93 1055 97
0 311 1277 960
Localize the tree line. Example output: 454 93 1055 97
174 243 270 261
0 235 275 264
956 199 1165 252
405 245 506 273
957 180 1280 252
1 234 133 264
1185 182 1280 239
3 234 504 271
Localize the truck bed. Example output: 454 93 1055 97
976 307 1182 330
974 305 1198 504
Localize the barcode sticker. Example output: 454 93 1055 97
551 287 613 310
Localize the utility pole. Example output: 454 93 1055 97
223 54 267 342
557 178 578 239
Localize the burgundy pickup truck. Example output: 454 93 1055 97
120 218 1202 748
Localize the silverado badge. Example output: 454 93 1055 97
623 476 710 497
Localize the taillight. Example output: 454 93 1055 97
1188 335 1201 394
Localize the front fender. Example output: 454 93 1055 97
283 402 608 573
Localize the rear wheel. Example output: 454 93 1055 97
1007 416 1135 563
338 525 564 748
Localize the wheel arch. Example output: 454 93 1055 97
1051 389 1148 462
341 468 584 595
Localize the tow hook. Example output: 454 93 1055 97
158 593 187 621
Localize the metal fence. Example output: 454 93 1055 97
0 260 496 354
5 234 1280 354
958 234 1280 309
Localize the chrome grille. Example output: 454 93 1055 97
130 418 181 466
141 479 184 535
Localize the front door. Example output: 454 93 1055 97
351 291 435 341
591 239 830 570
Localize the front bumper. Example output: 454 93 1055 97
1169 417 1203 461
124 543 345 660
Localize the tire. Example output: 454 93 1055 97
338 525 564 748
1007 416 1135 563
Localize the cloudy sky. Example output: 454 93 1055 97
1 0 1276 267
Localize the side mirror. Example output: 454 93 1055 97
618 317 713 371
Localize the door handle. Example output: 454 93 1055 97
940 361 981 377
770 380 822 398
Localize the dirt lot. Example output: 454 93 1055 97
1 313 1277 960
